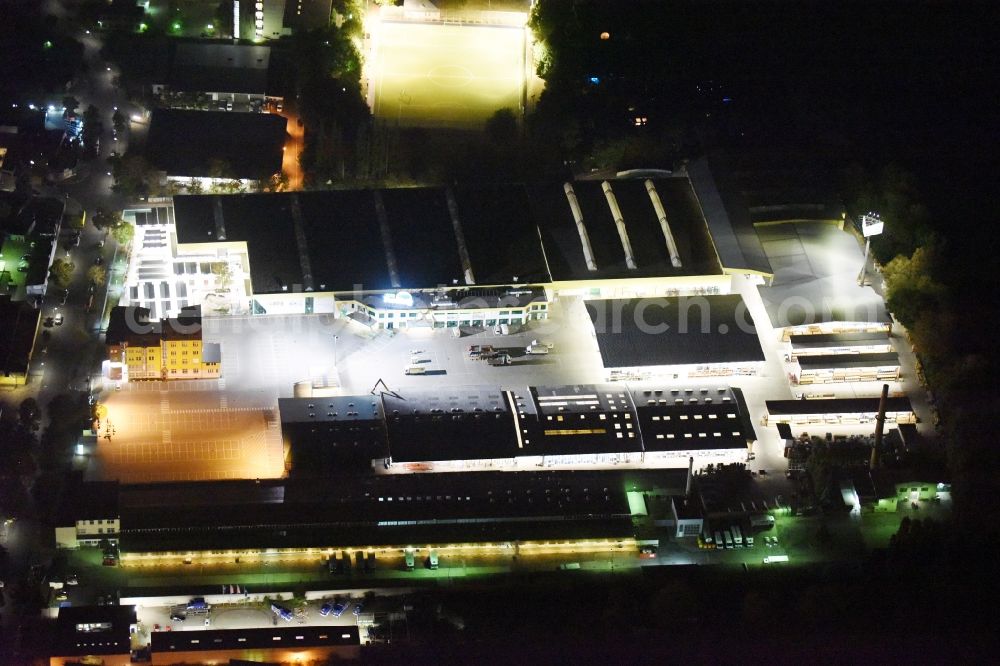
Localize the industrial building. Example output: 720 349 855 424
237 0 333 41
279 383 756 473
586 295 766 381
144 108 286 184
794 352 901 385
53 470 688 561
788 331 893 358
151 42 283 111
48 604 359 666
762 397 917 427
49 605 137 666
105 305 221 381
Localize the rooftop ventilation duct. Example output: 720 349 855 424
645 179 682 268
563 183 597 271
602 181 637 269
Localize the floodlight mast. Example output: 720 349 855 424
858 212 883 286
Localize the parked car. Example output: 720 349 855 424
319 602 333 617
332 600 348 617
169 612 185 622
53 313 64 326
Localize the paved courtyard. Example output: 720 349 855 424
91 382 283 483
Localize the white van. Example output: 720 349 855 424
404 365 426 375
526 344 549 355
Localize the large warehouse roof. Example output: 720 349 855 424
167 42 271 95
173 187 552 294
586 295 766 369
529 178 722 281
381 387 517 463
765 396 914 416
145 109 286 179
686 154 773 276
798 352 899 370
117 470 656 551
789 331 890 349
632 386 757 452
278 382 754 470
514 384 645 457
170 177 724 295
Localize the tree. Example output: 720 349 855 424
207 158 233 180
62 96 79 115
19 398 41 432
87 265 106 286
211 261 232 291
111 221 134 245
882 246 945 329
485 108 518 146
82 104 103 156
92 208 122 230
111 155 153 197
112 110 127 134
48 258 75 289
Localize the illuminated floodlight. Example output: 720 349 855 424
382 291 413 307
860 212 884 237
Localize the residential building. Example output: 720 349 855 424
54 481 121 549
105 305 221 381
0 295 41 387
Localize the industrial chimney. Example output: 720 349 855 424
871 383 889 468
685 456 694 497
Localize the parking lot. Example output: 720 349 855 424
92 383 283 483
203 297 607 398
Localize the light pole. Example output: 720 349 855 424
857 212 883 286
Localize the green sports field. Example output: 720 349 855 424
371 20 526 129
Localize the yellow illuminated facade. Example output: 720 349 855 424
119 340 162 380
162 337 219 379
106 308 221 381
